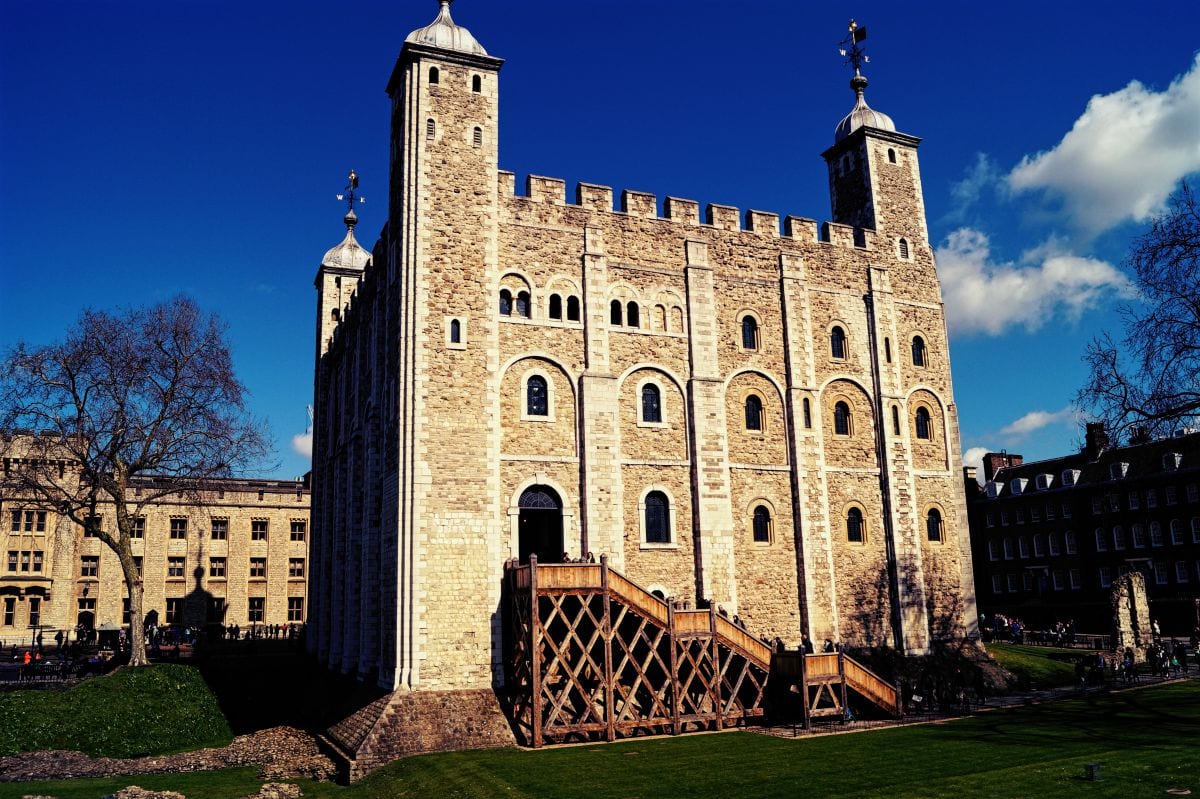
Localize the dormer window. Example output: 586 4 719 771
1010 478 1027 496
1163 452 1182 470
1109 462 1129 480
985 481 1003 499
1062 469 1080 487
1035 473 1053 491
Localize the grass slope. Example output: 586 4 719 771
0 664 232 758
986 643 1087 688
6 681 1197 799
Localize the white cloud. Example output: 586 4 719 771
1008 54 1200 235
291 431 312 460
950 153 1000 210
962 447 991 482
937 228 1134 336
999 405 1080 437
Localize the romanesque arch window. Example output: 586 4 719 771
654 305 666 331
912 335 927 367
926 508 944 542
526 375 548 417
802 398 812 429
566 296 581 322
830 326 847 359
899 238 910 259
834 401 852 436
426 118 436 140
449 319 461 344
846 507 865 543
549 294 562 320
516 291 531 318
499 289 512 316
915 407 932 440
610 299 623 326
429 66 440 84
645 491 670 544
473 126 483 148
672 306 684 333
627 302 640 328
745 394 763 432
752 505 772 543
641 384 662 424
472 74 482 93
741 315 759 350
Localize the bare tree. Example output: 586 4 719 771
1080 180 1200 442
0 297 268 666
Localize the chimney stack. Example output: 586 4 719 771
982 451 1023 482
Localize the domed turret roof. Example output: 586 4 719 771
834 74 896 143
405 1 488 56
322 210 370 271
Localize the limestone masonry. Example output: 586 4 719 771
308 2 978 696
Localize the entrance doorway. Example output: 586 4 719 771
518 485 563 563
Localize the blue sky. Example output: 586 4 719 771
1 1 1198 480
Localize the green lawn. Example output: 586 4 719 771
986 642 1084 688
5 680 1197 799
0 664 231 758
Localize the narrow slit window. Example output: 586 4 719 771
449 319 461 344
892 405 901 436
473 127 483 148
831 326 847 359
884 337 892 363
888 148 897 163
915 407 932 440
847 507 865 543
426 118 436 140
745 395 763 431
741 316 759 350
802 398 812 429
834 401 851 436
472 74 482 93
752 505 771 543
926 508 943 542
912 335 927 367
899 238 910 259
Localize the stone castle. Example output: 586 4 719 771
308 1 977 701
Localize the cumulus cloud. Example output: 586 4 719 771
999 405 1081 437
962 447 991 482
1008 54 1200 235
937 228 1134 336
292 430 312 460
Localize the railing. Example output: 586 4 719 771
843 657 900 715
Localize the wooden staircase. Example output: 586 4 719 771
505 556 900 746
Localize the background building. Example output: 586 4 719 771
967 425 1200 633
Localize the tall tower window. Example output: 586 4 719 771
752 505 772 543
915 407 932 440
526 376 548 417
830 326 847 359
912 335 927 367
548 294 562 320
428 66 440 84
626 302 640 329
566 296 581 322
745 395 763 431
834 402 852 436
610 300 623 326
926 509 944 542
641 384 662 424
846 507 865 543
741 316 759 350
472 74 482 93
645 492 670 544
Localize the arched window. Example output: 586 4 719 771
426 118 436 140
802 398 812 429
472 74 482 93
429 66 440 84
741 316 759 350
654 304 666 331
846 507 864 543
516 291 531 318
830 326 847 359
499 289 512 316
926 508 943 542
892 405 901 436
752 505 771 543
899 238 910 259
915 407 932 440
834 402 851 436
526 376 548 417
449 319 461 344
672 306 684 332
610 299 623 326
641 384 662 424
566 296 580 322
912 335 927 367
745 395 763 431
888 148 897 163
473 126 483 148
627 301 640 328
548 294 562 320
645 491 670 544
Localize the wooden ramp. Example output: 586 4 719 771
505 557 900 746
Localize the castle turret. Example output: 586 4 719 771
314 182 370 359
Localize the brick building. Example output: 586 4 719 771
0 441 310 641
309 1 977 704
967 425 1200 633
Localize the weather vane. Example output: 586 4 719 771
838 19 870 76
336 170 365 214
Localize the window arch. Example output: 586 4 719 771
499 289 512 316
802 398 812 429
449 319 461 344
912 335 927 367
741 315 759 350
752 505 772 543
899 238 910 259
626 301 640 328
830 326 847 359
641 383 662 424
926 508 944 542
834 401 852 436
566 296 581 322
645 491 670 544
471 74 482 93
428 66 440 84
610 299 623 326
526 375 548 417
846 507 865 543
915 406 932 440
516 291 531 318
548 294 562 320
745 394 763 431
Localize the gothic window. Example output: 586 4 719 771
641 384 662 424
499 289 512 316
610 299 623 326
926 508 943 542
745 394 763 431
915 407 932 440
899 238 910 259
473 127 483 148
830 326 847 359
912 335 927 367
752 505 772 543
741 316 759 350
472 74 481 93
802 398 812 429
846 507 865 543
549 294 562 320
626 301 640 328
429 66 439 84
526 376 548 417
645 491 670 544
834 401 851 436
449 319 462 344
516 291 531 318
566 296 581 322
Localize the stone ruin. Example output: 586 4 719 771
1110 572 1151 662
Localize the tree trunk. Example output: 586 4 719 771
122 556 149 667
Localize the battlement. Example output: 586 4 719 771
498 171 870 250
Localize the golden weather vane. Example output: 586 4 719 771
838 19 870 76
336 169 365 215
